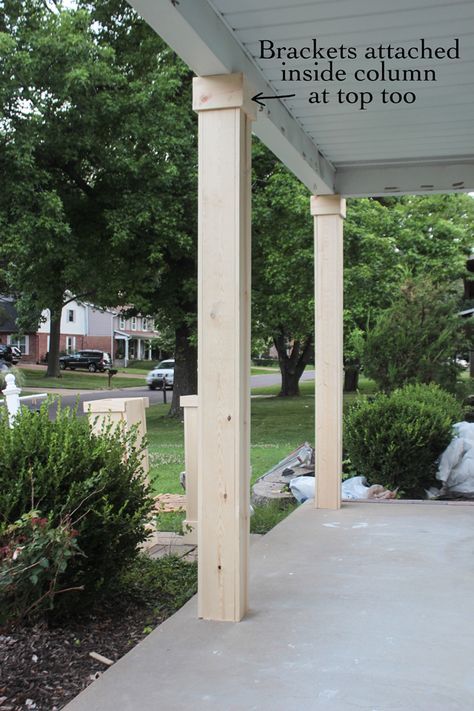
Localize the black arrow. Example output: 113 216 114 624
251 91 296 107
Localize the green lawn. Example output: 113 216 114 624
147 376 378 497
148 373 469 533
20 368 144 391
116 360 155 374
250 366 280 375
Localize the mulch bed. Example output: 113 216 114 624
0 603 164 710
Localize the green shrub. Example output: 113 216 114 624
344 383 463 497
363 277 466 392
0 510 82 625
0 402 154 618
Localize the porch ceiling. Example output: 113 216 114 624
128 0 474 196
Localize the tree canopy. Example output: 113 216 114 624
252 140 314 396
1 0 473 398
252 166 474 394
0 0 197 387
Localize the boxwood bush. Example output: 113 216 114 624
344 383 463 497
0 402 154 619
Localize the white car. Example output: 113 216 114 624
146 359 175 390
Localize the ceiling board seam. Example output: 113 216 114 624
243 30 474 52
219 0 465 18
230 0 474 33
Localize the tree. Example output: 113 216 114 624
343 194 474 391
252 187 474 395
252 186 404 396
392 194 474 283
252 141 314 396
363 276 467 392
343 198 402 390
81 0 199 415
0 0 198 394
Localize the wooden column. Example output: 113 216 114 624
180 395 198 544
311 195 346 510
193 73 255 621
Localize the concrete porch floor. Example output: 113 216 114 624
65 501 474 711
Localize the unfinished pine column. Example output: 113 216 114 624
193 73 255 621
311 195 346 509
180 395 198 544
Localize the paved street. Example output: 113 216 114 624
250 369 315 389
16 385 169 417
4 370 315 416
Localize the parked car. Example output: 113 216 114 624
146 359 175 390
0 344 13 367
59 350 112 373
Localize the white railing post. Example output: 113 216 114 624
180 395 198 543
4 373 22 428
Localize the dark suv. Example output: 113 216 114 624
59 350 111 373
0 344 13 366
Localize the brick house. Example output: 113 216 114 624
0 296 159 366
0 296 38 362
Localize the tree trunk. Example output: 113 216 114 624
46 302 63 378
168 323 197 417
274 332 313 397
279 364 302 397
343 366 360 392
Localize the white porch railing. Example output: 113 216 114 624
1 373 47 427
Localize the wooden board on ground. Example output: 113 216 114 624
154 493 187 512
251 443 314 506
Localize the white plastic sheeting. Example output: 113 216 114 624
289 475 396 504
436 422 474 496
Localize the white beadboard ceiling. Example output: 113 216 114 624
128 0 474 196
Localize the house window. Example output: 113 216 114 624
149 319 155 332
66 336 76 354
67 309 75 323
8 334 29 355
131 317 137 331
142 318 148 331
119 316 126 330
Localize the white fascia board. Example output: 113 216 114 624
127 0 335 195
114 330 131 339
336 160 474 197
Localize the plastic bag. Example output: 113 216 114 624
289 476 315 503
341 475 371 500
